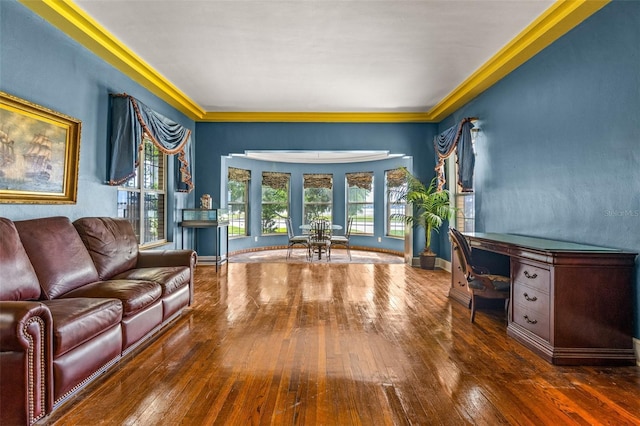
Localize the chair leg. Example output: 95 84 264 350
347 244 351 260
470 294 476 323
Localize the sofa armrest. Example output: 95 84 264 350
136 249 197 269
0 301 53 425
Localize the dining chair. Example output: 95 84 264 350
285 217 309 259
308 220 331 261
329 217 353 260
449 227 510 323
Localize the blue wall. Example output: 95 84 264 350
195 122 438 255
0 0 195 243
438 0 640 338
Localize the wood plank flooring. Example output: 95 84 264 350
42 263 640 425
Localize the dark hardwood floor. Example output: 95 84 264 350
43 262 640 425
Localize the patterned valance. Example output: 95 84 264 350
303 173 333 189
434 117 476 192
228 167 250 182
346 172 373 191
108 93 193 192
262 172 290 190
386 168 406 188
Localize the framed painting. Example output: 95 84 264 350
0 91 81 204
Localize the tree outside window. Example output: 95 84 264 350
386 169 407 238
262 172 290 234
347 172 374 235
303 174 332 224
228 167 250 237
117 137 166 246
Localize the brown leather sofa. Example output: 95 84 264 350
0 216 196 425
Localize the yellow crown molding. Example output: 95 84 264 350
19 0 608 123
19 0 205 120
426 0 611 122
200 111 431 123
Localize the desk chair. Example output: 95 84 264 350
285 217 309 259
449 227 510 323
308 220 331 261
330 217 353 260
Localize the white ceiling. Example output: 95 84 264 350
74 0 554 113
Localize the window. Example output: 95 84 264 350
303 174 332 224
346 172 374 235
228 167 250 237
117 137 166 246
261 172 290 234
446 157 475 232
386 169 407 238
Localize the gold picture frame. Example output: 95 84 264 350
0 91 81 204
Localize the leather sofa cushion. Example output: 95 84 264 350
73 217 138 280
43 298 123 358
14 217 100 300
114 267 190 296
0 218 41 301
60 280 162 317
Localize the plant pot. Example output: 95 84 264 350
419 252 437 270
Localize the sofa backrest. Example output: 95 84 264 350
73 217 139 280
0 218 42 301
14 216 100 300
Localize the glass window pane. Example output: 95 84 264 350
261 177 289 235
303 186 332 224
117 189 140 241
116 137 166 246
347 174 374 235
143 140 164 190
143 193 165 244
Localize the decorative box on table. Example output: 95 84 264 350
181 208 229 225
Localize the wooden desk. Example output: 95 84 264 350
449 232 637 365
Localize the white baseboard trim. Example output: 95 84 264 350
437 258 451 272
196 255 223 265
634 338 640 366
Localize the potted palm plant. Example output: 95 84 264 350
393 168 455 269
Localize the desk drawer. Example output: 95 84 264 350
513 282 549 316
512 302 550 341
512 260 550 293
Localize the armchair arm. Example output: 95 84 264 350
136 249 197 269
0 301 53 425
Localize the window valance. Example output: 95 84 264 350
228 167 251 182
108 93 193 192
262 172 290 190
303 174 333 189
346 172 373 191
434 117 475 192
386 168 406 188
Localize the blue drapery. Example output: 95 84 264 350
434 117 475 192
108 94 193 192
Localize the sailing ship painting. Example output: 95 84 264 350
0 107 67 194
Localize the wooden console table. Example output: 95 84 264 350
449 232 637 365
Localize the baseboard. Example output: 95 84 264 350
635 338 640 366
411 257 450 271
197 255 224 265
437 258 451 272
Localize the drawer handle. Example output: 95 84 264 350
523 270 538 279
523 315 538 325
523 292 537 302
